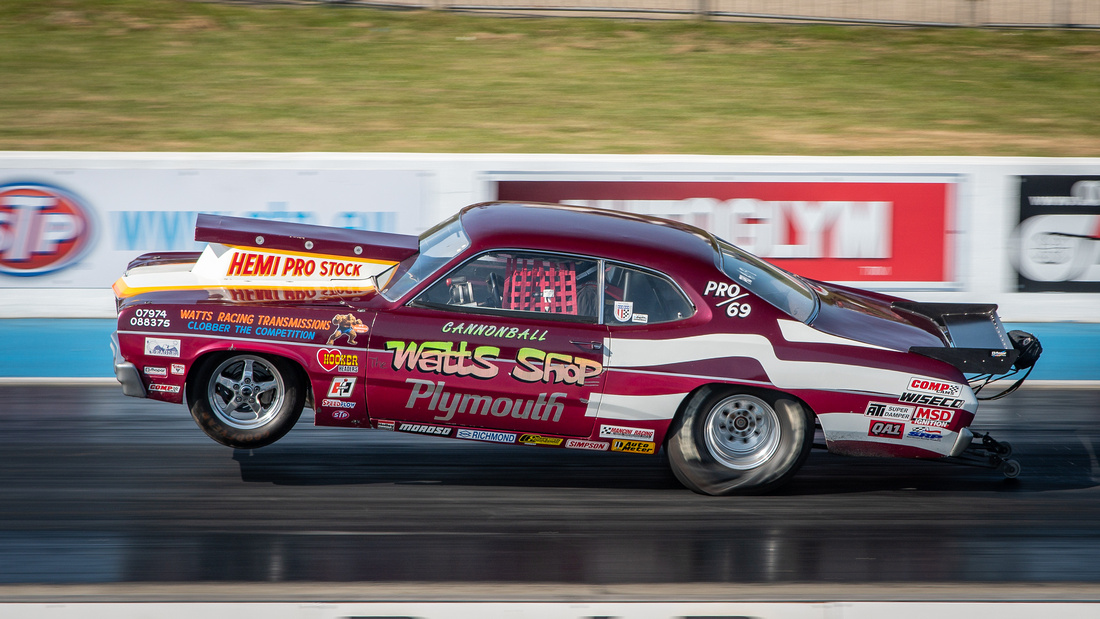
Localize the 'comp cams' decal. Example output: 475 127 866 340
703 281 751 318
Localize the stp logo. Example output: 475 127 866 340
0 184 95 275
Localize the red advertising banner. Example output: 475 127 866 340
496 180 954 285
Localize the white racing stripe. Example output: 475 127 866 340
607 332 928 397
777 319 899 351
594 392 687 421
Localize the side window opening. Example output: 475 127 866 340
416 251 600 322
604 263 694 326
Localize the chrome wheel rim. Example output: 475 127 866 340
704 394 781 470
206 355 285 430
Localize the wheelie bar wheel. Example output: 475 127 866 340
1001 459 1022 479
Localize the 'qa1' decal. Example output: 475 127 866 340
703 281 752 318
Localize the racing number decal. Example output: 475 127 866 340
704 280 752 318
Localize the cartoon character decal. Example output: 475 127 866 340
327 313 368 345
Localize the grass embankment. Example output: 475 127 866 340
2 0 1099 154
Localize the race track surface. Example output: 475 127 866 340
1 385 1099 586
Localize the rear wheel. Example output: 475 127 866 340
187 353 305 449
667 387 813 495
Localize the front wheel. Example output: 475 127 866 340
187 353 305 449
666 387 813 495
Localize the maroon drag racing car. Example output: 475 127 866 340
111 202 1040 495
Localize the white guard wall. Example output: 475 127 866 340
0 152 1097 324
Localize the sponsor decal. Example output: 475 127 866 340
511 348 603 386
377 420 396 431
631 313 649 324
599 424 656 441
327 377 356 398
224 250 366 279
317 348 360 373
497 179 954 284
143 366 167 377
332 411 350 420
907 426 944 441
0 183 95 275
404 378 567 423
170 363 185 376
441 321 549 341
456 428 516 444
565 439 610 451
398 423 452 436
613 301 633 322
898 392 965 408
703 281 752 318
1013 176 1100 292
611 439 656 454
869 420 904 439
907 378 962 397
910 406 955 428
327 313 368 345
320 398 355 409
864 402 913 421
518 434 564 446
178 309 326 340
386 340 603 386
386 340 501 380
144 337 180 358
149 383 181 394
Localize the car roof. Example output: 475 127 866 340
458 202 719 274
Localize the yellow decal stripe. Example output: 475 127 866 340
113 280 376 300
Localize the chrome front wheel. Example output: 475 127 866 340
207 355 286 430
188 353 305 449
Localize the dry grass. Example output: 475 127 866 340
1 0 1099 155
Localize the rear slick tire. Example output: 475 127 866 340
187 353 305 449
667 387 813 496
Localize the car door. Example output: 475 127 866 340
367 249 608 439
597 262 698 451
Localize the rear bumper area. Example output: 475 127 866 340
110 332 145 398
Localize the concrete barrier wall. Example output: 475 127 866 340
0 152 1096 379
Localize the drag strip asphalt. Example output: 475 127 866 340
1 385 1099 591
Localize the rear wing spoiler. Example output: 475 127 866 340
892 301 1020 373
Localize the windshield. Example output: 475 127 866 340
379 216 470 302
717 239 817 323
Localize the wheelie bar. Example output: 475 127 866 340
945 431 1021 478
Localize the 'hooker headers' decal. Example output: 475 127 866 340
385 340 603 385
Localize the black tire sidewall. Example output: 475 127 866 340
667 386 812 495
186 353 305 449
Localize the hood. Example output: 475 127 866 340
805 281 946 352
